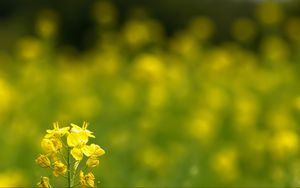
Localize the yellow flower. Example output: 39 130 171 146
49 153 60 162
41 138 55 154
86 156 99 168
35 154 51 168
37 176 51 188
79 171 85 186
67 123 102 160
86 172 95 187
45 122 70 138
70 147 84 161
67 132 88 147
41 138 62 154
82 144 105 157
67 132 89 160
80 171 95 187
84 144 105 167
70 122 95 138
53 161 67 177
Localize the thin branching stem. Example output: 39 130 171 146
67 147 71 188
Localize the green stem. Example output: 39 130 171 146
72 160 80 185
67 147 71 188
71 183 81 187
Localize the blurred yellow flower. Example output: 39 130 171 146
260 35 290 62
0 171 26 187
16 37 42 60
211 148 239 182
294 96 300 111
270 166 286 184
231 17 257 43
233 93 259 131
285 17 300 44
122 18 164 49
169 32 199 58
0 79 15 116
140 147 167 172
255 2 284 26
92 1 117 26
114 81 136 109
269 130 299 160
147 84 167 109
188 16 215 41
36 9 58 38
133 54 165 83
205 48 233 72
188 110 217 144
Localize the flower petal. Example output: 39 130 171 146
71 148 83 160
81 145 94 157
67 133 79 147
94 145 105 157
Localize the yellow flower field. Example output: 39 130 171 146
1 0 300 187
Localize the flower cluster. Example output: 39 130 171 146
36 122 105 188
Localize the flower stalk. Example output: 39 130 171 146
67 147 71 188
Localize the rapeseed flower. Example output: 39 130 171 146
67 132 90 160
53 160 67 177
35 154 51 168
80 171 95 187
86 156 100 168
85 144 105 168
45 122 70 138
67 122 99 160
37 177 51 188
41 138 62 154
70 122 95 138
36 122 105 187
82 143 105 157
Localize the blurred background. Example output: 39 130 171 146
1 0 300 186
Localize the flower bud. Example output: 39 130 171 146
94 145 105 157
86 156 99 168
80 171 95 187
36 154 51 168
37 176 51 188
53 160 67 177
41 138 55 154
41 138 62 154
